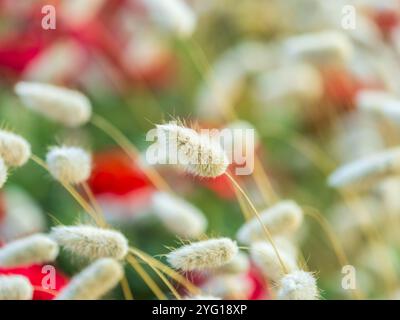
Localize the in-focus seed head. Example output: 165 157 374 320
167 238 238 271
156 123 229 178
15 81 92 127
327 147 400 189
56 258 123 300
151 192 207 238
0 275 33 300
277 270 319 300
0 157 7 188
0 233 59 267
46 146 92 184
50 225 128 260
236 200 303 244
0 130 31 167
250 241 298 282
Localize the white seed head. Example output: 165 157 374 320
250 241 298 282
356 90 400 122
327 147 400 189
46 146 92 184
156 123 229 178
15 81 92 127
215 251 250 274
50 225 128 260
167 238 238 271
200 274 253 299
0 130 31 167
236 200 303 244
277 270 319 300
56 258 123 300
0 275 33 300
143 0 197 37
0 157 7 188
151 192 207 238
0 234 59 267
283 30 353 65
185 295 221 300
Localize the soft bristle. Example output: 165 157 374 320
277 270 319 300
50 225 128 260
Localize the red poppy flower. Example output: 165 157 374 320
0 264 69 300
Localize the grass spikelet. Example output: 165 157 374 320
236 200 303 244
0 234 59 267
277 270 319 300
0 275 33 300
328 147 400 189
46 146 92 184
250 241 298 282
50 225 128 261
156 122 229 178
0 130 31 167
56 258 123 300
151 191 207 238
15 81 92 127
167 238 238 271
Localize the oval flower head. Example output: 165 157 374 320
0 130 31 167
0 275 33 300
56 258 123 300
0 234 59 267
277 270 319 300
356 90 400 122
236 200 303 244
46 146 91 184
0 157 7 188
15 81 92 127
167 238 238 271
142 0 197 38
151 192 207 239
283 30 353 66
156 122 229 178
50 225 128 261
250 241 298 282
327 147 400 189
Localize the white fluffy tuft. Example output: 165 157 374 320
277 270 319 300
0 130 31 167
0 275 33 300
0 157 7 188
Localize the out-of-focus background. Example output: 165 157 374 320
2 0 400 299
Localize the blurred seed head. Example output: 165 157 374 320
46 146 92 184
50 225 128 261
167 238 238 271
151 191 207 239
0 157 7 188
200 273 253 300
0 130 31 167
0 233 59 267
15 81 92 127
56 258 123 300
215 251 250 275
0 275 33 300
237 200 303 244
277 270 318 300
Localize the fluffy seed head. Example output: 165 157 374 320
327 147 400 189
201 274 253 299
237 200 303 244
0 130 31 167
0 275 33 300
50 225 128 260
0 234 59 267
250 241 298 282
151 192 207 238
277 270 319 300
143 0 197 37
167 238 238 271
56 258 123 300
156 123 229 178
0 157 7 188
46 146 92 184
283 30 353 65
15 81 92 127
